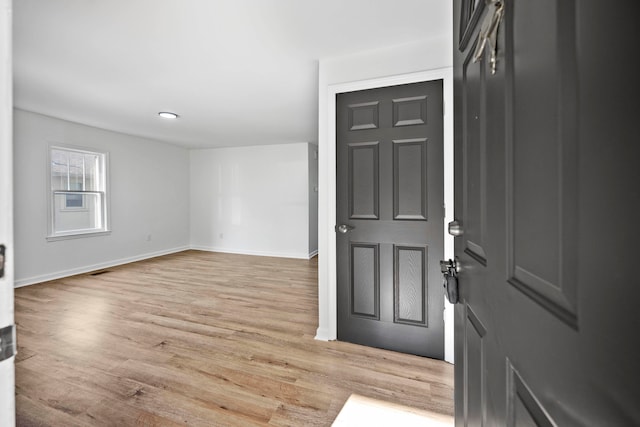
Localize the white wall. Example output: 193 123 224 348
190 142 316 259
13 109 190 286
14 112 319 284
316 33 455 362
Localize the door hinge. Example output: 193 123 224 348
0 324 15 362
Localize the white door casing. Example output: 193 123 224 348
0 0 15 424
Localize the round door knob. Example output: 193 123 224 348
448 220 464 237
336 224 355 234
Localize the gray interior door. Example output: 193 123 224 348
336 81 445 359
453 0 640 425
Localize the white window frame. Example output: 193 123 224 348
47 144 110 241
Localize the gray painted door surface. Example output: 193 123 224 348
453 0 640 425
336 81 445 359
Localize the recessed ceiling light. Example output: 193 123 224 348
158 111 179 119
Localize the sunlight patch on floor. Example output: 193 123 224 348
332 394 454 427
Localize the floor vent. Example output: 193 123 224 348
89 270 111 276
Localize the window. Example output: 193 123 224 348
48 146 109 239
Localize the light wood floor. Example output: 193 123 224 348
14 250 454 426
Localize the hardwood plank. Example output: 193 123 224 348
15 250 454 426
15 394 89 427
107 359 279 423
80 399 184 427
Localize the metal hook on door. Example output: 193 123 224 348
473 0 505 74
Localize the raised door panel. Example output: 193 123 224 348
465 306 486 427
394 245 427 326
393 138 428 220
392 96 427 127
506 0 578 327
350 243 380 319
507 364 556 427
462 42 488 265
348 101 379 131
348 142 380 220
459 0 485 51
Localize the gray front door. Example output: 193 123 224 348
453 0 640 425
336 80 445 359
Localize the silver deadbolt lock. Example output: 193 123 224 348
440 258 460 304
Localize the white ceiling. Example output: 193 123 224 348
13 0 451 149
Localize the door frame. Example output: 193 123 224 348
316 67 455 363
0 0 15 423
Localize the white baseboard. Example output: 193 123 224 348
314 326 334 341
15 245 316 288
190 245 314 260
14 246 190 288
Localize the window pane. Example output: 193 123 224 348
84 153 99 191
65 194 84 208
53 192 104 234
68 152 84 191
50 149 69 191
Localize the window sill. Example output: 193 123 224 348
46 230 111 242
60 207 89 212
